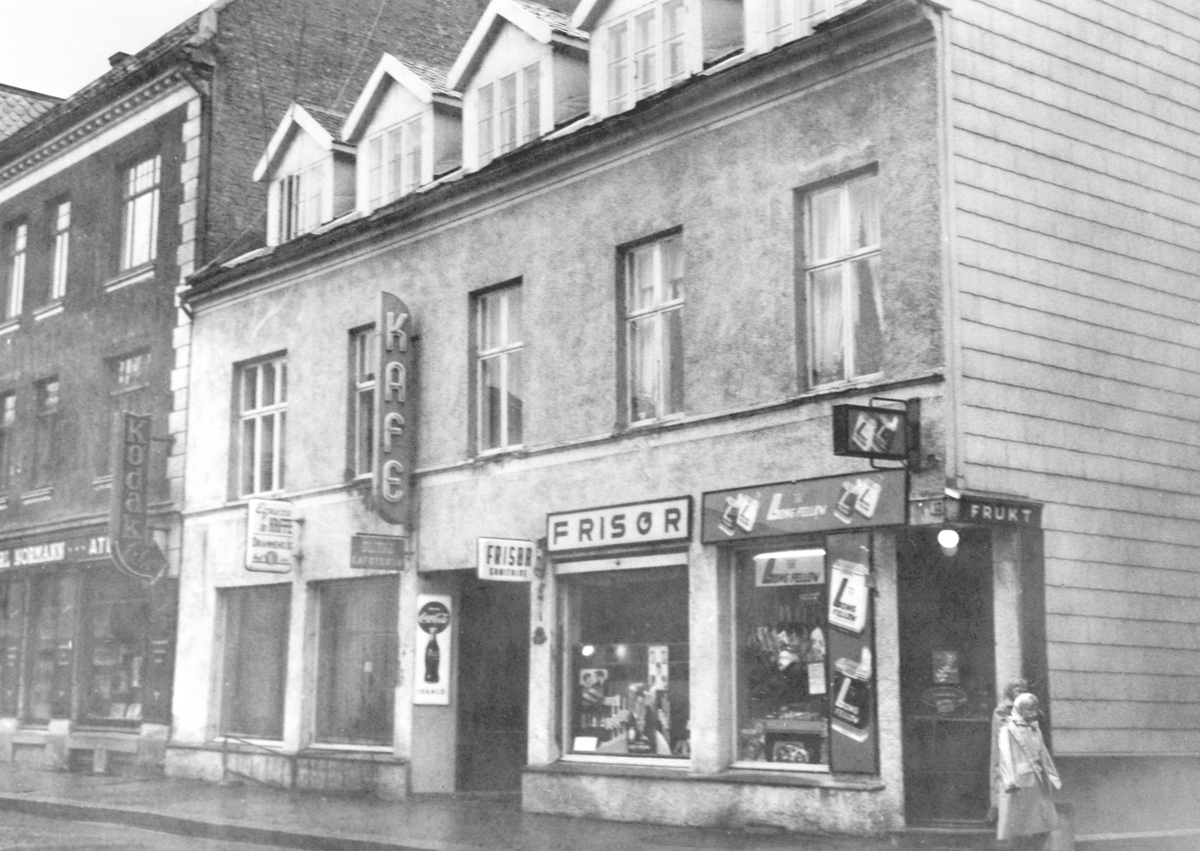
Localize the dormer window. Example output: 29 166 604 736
254 103 355 247
752 0 861 53
365 116 423 208
478 62 540 166
605 1 685 112
276 162 325 242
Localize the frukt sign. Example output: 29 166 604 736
374 292 415 526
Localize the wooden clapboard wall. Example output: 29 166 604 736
948 0 1200 756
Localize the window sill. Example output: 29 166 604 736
104 265 155 293
527 760 883 791
474 445 527 463
20 487 52 505
0 318 19 336
0 495 9 510
33 301 63 321
93 475 113 491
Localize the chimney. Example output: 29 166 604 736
108 52 131 67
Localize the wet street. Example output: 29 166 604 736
2 811 269 851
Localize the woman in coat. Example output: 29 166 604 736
997 692 1062 850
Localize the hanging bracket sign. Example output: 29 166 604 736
245 499 296 573
477 537 535 581
374 292 415 526
109 412 167 582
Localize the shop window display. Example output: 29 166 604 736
736 547 831 768
566 565 689 758
82 569 150 723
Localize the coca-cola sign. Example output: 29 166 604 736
414 594 451 706
417 601 449 634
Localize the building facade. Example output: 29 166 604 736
0 0 481 776
174 0 1199 838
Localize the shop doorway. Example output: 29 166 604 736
898 529 995 824
456 577 530 792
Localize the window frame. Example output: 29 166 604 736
620 231 685 426
31 376 59 489
349 326 377 479
606 0 688 112
219 584 291 740
476 62 541 167
50 199 70 302
473 282 525 455
275 161 325 243
5 220 27 321
99 351 152 478
802 170 883 388
120 154 161 272
366 115 424 210
235 354 288 498
0 391 16 493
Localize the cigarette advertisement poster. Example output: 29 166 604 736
825 532 879 775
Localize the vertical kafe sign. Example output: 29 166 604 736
414 594 451 705
109 412 167 582
374 293 414 527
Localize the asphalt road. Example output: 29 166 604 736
1 810 273 850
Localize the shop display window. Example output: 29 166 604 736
220 584 290 740
565 565 689 759
735 547 831 769
82 569 150 724
0 579 24 716
315 576 398 745
25 573 75 723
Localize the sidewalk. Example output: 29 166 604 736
0 764 1196 851
0 764 904 851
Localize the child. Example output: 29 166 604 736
997 693 1061 851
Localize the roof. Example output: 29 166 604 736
448 0 589 92
0 84 61 142
343 54 459 143
0 11 210 161
253 102 353 182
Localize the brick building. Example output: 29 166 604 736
0 0 480 775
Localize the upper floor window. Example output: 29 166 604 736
4 221 26 321
99 352 151 477
50 200 70 302
477 62 540 166
804 173 882 387
121 155 160 271
475 284 524 452
366 117 423 209
767 0 854 48
238 356 287 496
32 377 59 489
350 327 377 478
0 392 15 492
276 163 325 243
624 234 684 423
607 0 685 112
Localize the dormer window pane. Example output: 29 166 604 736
478 84 495 164
402 116 422 194
634 10 657 98
522 63 540 144
277 162 324 242
366 136 384 208
607 21 631 112
387 125 405 201
663 0 686 83
498 74 518 154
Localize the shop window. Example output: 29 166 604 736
50 199 70 302
565 564 690 759
25 573 76 723
735 534 878 773
315 576 398 744
237 355 287 497
120 155 160 271
0 579 25 716
474 284 523 453
623 233 684 424
81 568 149 724
31 377 59 489
350 327 377 478
804 172 882 387
220 584 290 740
99 351 151 477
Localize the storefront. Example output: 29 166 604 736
0 527 176 773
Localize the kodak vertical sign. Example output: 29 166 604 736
109 412 167 582
374 293 415 526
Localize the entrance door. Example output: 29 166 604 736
898 529 995 824
456 578 530 792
